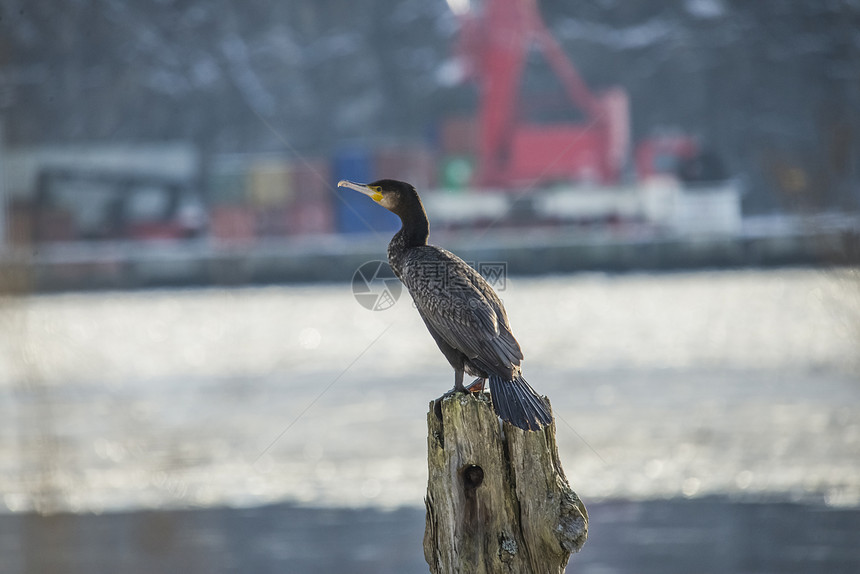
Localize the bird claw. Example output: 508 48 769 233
465 378 486 393
433 379 487 420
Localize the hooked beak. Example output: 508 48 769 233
338 180 383 202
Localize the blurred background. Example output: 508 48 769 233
0 0 859 572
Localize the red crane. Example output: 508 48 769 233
455 0 629 188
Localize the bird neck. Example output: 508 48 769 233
387 203 429 273
395 195 430 249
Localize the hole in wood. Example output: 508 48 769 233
462 464 484 491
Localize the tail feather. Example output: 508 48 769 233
488 374 552 431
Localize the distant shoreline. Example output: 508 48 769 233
2 215 857 292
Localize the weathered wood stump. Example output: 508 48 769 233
423 392 587 574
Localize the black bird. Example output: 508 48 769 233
338 179 552 431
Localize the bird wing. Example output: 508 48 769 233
400 246 523 372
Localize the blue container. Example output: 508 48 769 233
333 146 399 234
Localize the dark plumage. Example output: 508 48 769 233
338 178 552 431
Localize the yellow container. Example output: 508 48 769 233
246 159 293 207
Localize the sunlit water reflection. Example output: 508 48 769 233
0 267 858 514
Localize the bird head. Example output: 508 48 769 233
337 179 421 218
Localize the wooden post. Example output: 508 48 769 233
423 392 587 574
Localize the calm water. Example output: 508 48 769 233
0 267 858 571
2 498 859 574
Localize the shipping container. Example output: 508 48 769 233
288 200 334 235
255 206 290 237
210 206 256 243
286 158 334 236
290 158 331 202
208 157 248 206
246 159 293 207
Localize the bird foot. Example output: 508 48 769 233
465 378 486 393
433 380 487 420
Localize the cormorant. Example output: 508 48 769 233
338 179 552 431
